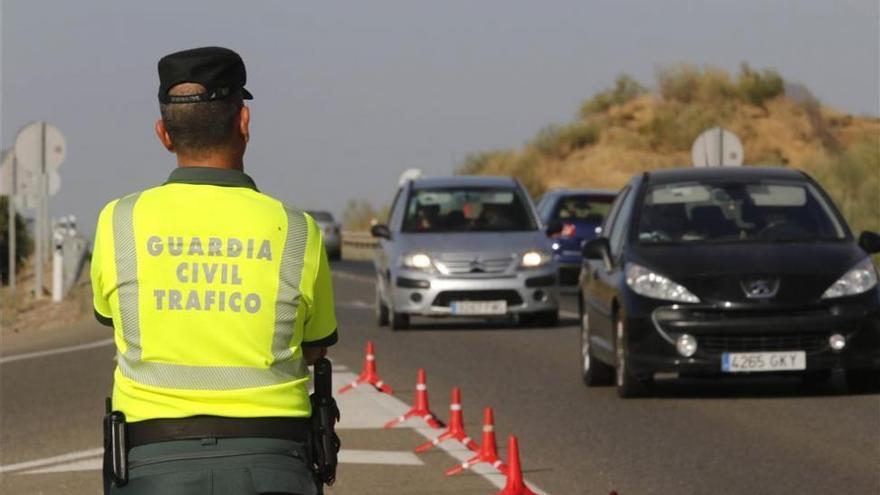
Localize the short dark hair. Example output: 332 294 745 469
159 83 243 154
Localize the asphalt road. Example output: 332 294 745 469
2 260 878 494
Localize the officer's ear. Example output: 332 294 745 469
155 119 175 152
238 105 250 144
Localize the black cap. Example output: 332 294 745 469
158 46 253 104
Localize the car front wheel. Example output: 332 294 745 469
614 317 653 398
375 288 389 327
581 311 613 387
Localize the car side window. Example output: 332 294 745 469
536 195 553 220
601 186 630 239
608 187 636 258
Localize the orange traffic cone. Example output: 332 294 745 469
338 341 393 394
497 435 537 495
415 387 479 453
445 407 507 475
384 369 444 429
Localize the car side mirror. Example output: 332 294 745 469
545 220 564 236
370 224 392 240
582 237 610 260
858 231 880 254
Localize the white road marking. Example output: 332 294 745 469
559 310 579 319
338 449 423 466
0 448 103 473
0 338 114 364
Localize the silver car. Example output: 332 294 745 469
307 210 341 260
371 176 560 330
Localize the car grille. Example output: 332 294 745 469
432 290 524 307
700 334 829 354
435 253 514 275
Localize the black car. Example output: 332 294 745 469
578 166 880 397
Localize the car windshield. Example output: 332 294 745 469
307 211 334 223
552 195 614 223
637 180 846 244
402 187 537 233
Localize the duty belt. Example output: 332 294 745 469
127 416 311 448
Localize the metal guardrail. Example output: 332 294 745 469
341 231 378 261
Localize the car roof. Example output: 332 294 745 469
409 175 519 189
543 188 618 197
645 166 807 184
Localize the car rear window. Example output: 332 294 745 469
402 187 537 233
552 195 614 224
637 180 846 244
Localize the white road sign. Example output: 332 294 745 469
691 127 744 167
14 122 67 173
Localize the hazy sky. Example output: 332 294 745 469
2 0 878 238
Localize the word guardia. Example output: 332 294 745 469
147 236 273 314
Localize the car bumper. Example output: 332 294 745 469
624 299 880 377
389 266 559 317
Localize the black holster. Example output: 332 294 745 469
102 398 128 494
309 358 341 490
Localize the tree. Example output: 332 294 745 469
0 197 31 285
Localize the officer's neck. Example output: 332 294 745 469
176 152 244 171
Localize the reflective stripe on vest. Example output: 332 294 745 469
112 193 309 390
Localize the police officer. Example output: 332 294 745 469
91 46 338 494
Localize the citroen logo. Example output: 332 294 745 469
470 257 486 273
741 279 779 299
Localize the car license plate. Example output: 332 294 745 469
450 300 507 315
721 351 806 373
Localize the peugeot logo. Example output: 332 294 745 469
741 279 779 299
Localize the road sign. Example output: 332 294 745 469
691 127 744 167
14 122 66 173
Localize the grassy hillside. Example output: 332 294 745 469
457 64 880 235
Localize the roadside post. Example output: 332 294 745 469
13 122 65 299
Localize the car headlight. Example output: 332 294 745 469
626 263 700 303
401 252 433 270
821 258 878 299
521 250 552 268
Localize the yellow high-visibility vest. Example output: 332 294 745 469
91 167 337 422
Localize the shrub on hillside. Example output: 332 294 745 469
532 122 600 158
805 137 880 235
579 74 646 117
737 63 785 106
640 103 725 151
657 64 703 103
656 63 784 106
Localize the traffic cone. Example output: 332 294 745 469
497 435 537 495
445 407 507 476
338 341 393 394
384 368 445 429
415 387 479 453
